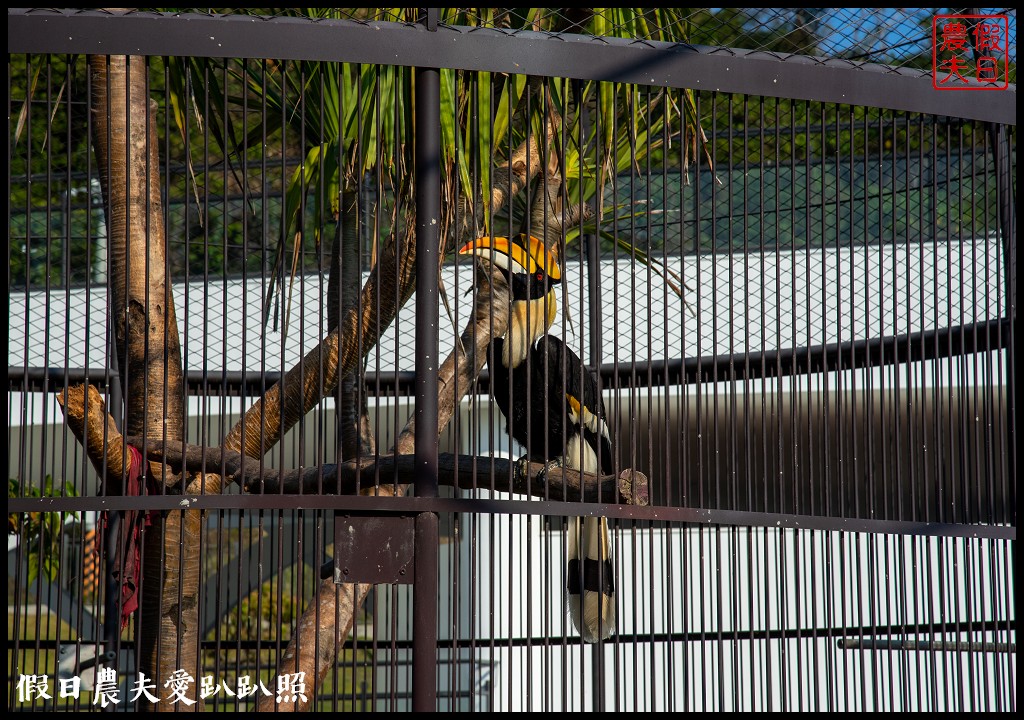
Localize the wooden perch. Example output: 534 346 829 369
124 436 650 507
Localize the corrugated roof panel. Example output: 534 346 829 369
8 237 1005 376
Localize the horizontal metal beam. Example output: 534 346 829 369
838 638 1016 653
8 492 1016 541
7 8 1016 125
606 317 1013 389
29 618 1016 653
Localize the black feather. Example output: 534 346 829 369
490 334 613 475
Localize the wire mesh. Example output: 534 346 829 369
443 8 1017 80
7 10 1017 713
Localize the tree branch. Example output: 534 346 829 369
57 384 133 488
456 112 561 244
392 258 509 455
125 438 650 508
245 253 515 710
329 194 376 460
222 221 417 463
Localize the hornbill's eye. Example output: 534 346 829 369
536 271 544 282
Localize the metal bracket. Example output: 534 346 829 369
333 513 416 584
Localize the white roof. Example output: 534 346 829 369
8 236 1007 376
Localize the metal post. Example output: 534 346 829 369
582 90 605 712
413 7 440 711
988 123 1016 531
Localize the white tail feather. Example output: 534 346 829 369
567 516 615 643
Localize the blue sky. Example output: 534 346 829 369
815 7 1016 66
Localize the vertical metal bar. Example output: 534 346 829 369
692 89 706 714
413 8 440 707
371 64 387 712
922 116 942 711
724 92 738 712
7 89 23 714
585 233 601 369
767 96 781 712
233 57 250 714
254 57 269 700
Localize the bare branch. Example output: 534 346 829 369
222 222 417 463
553 198 595 236
57 384 132 488
243 255 513 712
261 580 371 713
457 112 562 243
251 481 398 713
330 195 376 459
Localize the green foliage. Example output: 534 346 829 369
601 118 1004 256
9 477 79 585
684 8 825 54
8 54 101 289
161 9 706 267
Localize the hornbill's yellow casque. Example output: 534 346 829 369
459 234 615 643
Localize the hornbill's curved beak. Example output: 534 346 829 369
457 234 562 281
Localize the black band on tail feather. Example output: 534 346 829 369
567 558 615 597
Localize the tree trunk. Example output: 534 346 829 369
89 54 199 710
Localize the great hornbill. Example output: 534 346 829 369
459 234 615 643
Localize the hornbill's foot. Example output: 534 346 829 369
538 457 566 485
512 456 565 486
512 456 533 486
